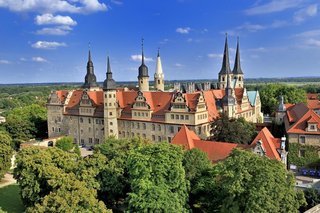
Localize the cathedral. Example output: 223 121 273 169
47 36 263 146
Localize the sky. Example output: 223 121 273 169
0 0 319 84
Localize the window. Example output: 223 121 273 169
81 129 83 134
185 115 189 120
109 94 112 98
169 126 174 134
89 127 91 132
137 123 140 129
81 139 84 145
152 135 155 141
109 103 112 106
299 136 306 144
180 115 184 120
58 128 61 132
134 112 137 116
89 138 93 143
109 112 112 116
176 115 179 120
168 137 172 143
110 129 113 133
299 149 306 157
95 138 99 144
152 124 155 131
171 114 174 119
158 125 161 131
143 123 146 130
88 118 91 123
110 122 113 126
52 127 54 132
158 136 161 142
80 118 83 123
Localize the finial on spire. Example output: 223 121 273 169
107 56 111 74
141 37 145 64
88 42 92 62
157 47 160 57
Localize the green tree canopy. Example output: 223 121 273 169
211 149 306 212
14 146 107 210
259 84 306 114
4 104 47 147
0 131 13 178
55 136 80 156
127 143 189 212
94 137 149 208
209 114 256 144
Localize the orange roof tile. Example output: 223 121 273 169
307 99 320 110
286 108 320 134
251 127 281 160
56 90 68 103
307 93 318 100
171 125 200 149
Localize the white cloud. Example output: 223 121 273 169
36 26 72 35
35 13 77 26
130 54 153 62
305 38 320 47
20 57 27 61
111 0 123 5
32 41 66 49
0 0 107 14
245 0 303 15
176 27 191 34
295 29 320 38
175 63 183 67
293 4 318 23
0 59 10 64
236 22 266 32
207 53 223 59
32 57 47 62
249 47 267 52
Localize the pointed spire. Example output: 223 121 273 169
103 56 116 91
88 42 92 62
107 56 111 74
157 47 160 57
155 48 164 75
83 46 98 89
233 37 243 74
141 37 145 65
219 33 231 75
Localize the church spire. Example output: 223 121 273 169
141 38 145 65
103 56 116 91
233 37 243 74
219 33 231 75
83 46 98 89
138 38 149 78
154 48 164 91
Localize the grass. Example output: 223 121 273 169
0 184 25 213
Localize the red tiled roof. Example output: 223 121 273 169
251 127 281 160
56 90 69 103
171 125 245 162
307 99 320 110
286 109 320 134
307 93 318 100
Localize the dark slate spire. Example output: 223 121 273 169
83 47 98 89
219 33 231 75
103 56 116 91
232 37 243 74
222 74 235 105
138 38 149 78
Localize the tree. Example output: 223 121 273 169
182 148 213 211
26 174 110 213
14 146 106 209
4 104 47 147
0 131 13 178
209 113 256 144
300 188 320 212
211 149 306 212
127 143 189 212
259 84 306 114
95 137 149 208
55 136 80 156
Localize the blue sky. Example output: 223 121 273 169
0 0 319 83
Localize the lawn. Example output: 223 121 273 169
0 184 24 213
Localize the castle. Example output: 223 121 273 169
47 36 263 146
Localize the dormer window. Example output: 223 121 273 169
307 123 317 132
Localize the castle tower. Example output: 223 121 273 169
103 56 118 139
222 74 236 118
275 95 286 124
154 48 165 91
232 37 244 88
138 39 149 91
218 34 232 89
82 49 99 90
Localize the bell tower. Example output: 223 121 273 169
138 38 150 92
